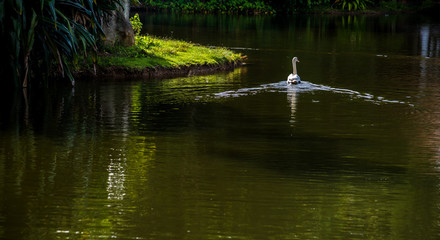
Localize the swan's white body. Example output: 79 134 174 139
287 73 300 84
287 57 301 84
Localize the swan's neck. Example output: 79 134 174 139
292 60 298 75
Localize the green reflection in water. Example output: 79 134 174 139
0 76 440 239
1 13 440 240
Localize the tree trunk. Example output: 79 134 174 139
102 0 135 47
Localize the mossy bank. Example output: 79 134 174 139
76 35 244 79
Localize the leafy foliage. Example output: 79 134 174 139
0 0 122 88
129 13 154 53
265 0 331 11
143 0 275 14
143 0 436 13
335 0 371 11
130 13 143 36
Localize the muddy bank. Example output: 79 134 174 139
74 61 243 80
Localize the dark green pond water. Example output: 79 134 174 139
2 13 440 239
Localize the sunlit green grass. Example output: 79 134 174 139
99 35 243 69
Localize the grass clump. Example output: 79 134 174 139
100 36 243 69
98 14 243 70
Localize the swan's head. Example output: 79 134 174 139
293 57 300 63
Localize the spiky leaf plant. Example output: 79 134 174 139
0 0 121 88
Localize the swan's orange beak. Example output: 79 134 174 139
297 60 300 62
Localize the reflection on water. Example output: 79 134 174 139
107 148 127 200
1 13 440 240
287 85 298 125
208 79 415 130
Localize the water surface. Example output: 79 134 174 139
1 13 440 239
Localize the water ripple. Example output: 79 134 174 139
203 81 413 106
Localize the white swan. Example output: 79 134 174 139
287 57 301 84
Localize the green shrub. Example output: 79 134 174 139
130 13 143 36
